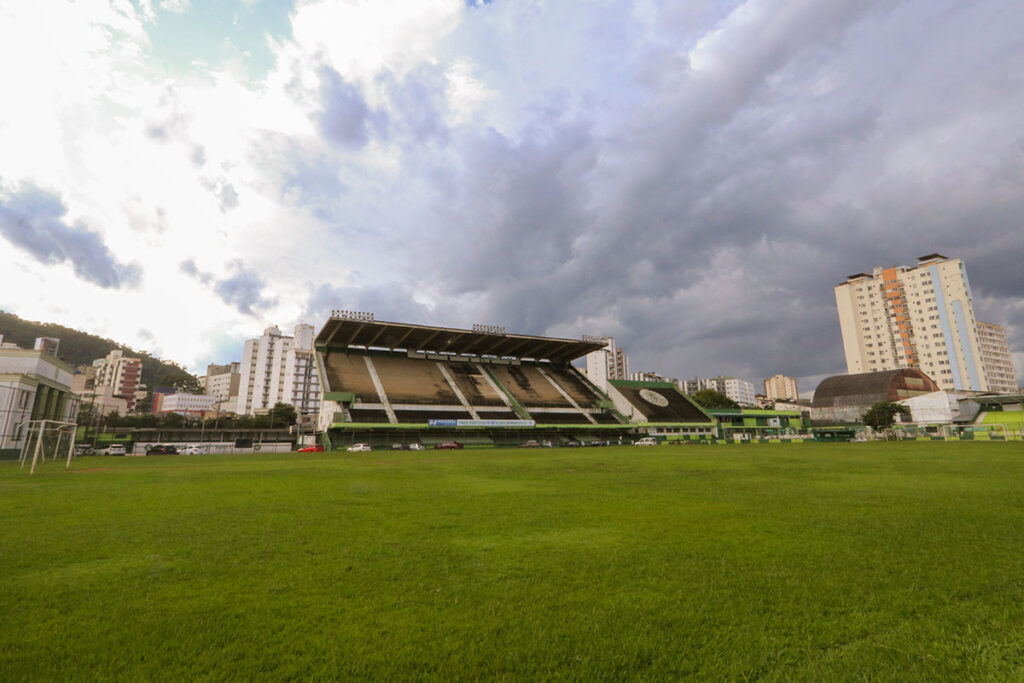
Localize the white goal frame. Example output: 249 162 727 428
18 420 79 474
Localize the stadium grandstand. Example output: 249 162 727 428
605 380 718 441
314 314 713 448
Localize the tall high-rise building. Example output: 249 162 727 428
764 374 799 401
583 336 628 392
236 324 321 416
975 322 1019 394
834 254 1008 392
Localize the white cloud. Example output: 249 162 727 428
160 0 191 13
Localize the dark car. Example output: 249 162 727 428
435 441 463 450
587 439 608 447
146 444 178 455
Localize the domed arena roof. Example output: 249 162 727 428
813 369 939 408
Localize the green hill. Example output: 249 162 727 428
0 309 201 395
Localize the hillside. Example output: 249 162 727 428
0 309 201 393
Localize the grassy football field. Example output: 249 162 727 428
2 442 1023 680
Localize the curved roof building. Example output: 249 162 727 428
811 369 939 424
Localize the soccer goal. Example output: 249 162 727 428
18 420 79 474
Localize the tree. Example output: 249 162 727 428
268 402 297 427
861 402 910 430
690 389 740 410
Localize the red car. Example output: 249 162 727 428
297 445 324 453
434 441 464 450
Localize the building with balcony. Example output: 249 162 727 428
236 324 321 417
834 254 1007 392
763 374 799 401
975 321 1019 394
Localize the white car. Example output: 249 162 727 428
347 443 371 452
634 437 658 446
407 443 425 451
181 445 204 455
106 444 127 455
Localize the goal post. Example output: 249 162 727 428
18 420 79 474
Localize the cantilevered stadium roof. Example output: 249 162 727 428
315 317 606 363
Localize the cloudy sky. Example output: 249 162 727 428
1 0 1022 393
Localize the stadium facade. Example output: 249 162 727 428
313 314 717 448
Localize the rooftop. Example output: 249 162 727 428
315 318 606 364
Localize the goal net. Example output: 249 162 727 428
19 420 79 474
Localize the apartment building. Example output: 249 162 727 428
763 374 799 401
155 392 219 415
835 254 997 392
975 322 1019 394
583 336 628 392
236 324 321 417
682 376 757 406
204 362 240 412
92 349 146 412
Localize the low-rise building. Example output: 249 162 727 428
0 346 79 459
204 362 240 413
155 393 220 415
682 376 757 406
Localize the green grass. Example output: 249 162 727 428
3 443 1024 680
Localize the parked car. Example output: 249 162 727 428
145 444 177 455
389 443 408 450
634 437 658 446
181 445 204 455
347 443 371 452
587 439 608 447
74 444 94 456
519 440 542 448
106 444 127 456
297 445 324 453
408 443 426 451
435 441 463 450
565 440 583 447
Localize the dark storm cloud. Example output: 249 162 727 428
180 259 276 316
316 66 387 147
303 282 433 327
377 66 451 145
215 266 277 316
394 0 1024 391
0 181 142 289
